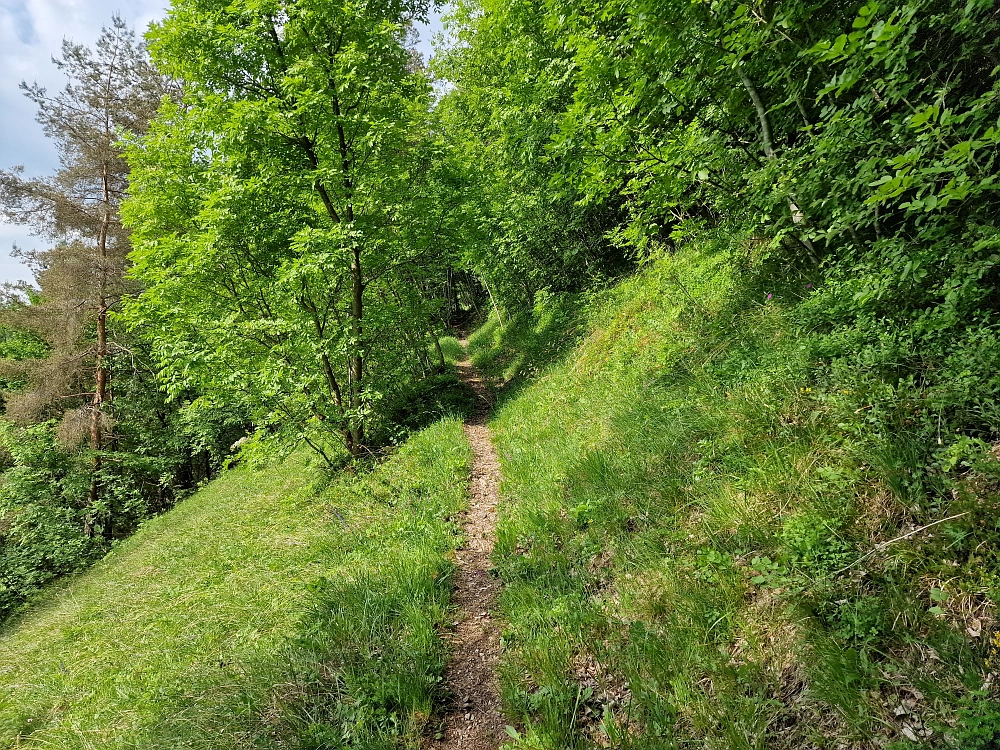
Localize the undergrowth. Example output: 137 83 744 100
472 236 1000 749
0 418 471 749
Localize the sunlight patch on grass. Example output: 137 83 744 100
437 335 466 364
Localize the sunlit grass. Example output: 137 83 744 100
481 239 998 748
0 419 472 749
437 335 466 364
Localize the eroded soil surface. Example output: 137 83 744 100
428 349 506 750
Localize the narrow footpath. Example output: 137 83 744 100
429 346 506 750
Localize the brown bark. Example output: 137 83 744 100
87 162 112 536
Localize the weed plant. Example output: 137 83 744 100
0 419 471 749
477 236 1000 748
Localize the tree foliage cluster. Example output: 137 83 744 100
436 0 1000 457
123 0 466 461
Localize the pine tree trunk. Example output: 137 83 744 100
88 167 112 537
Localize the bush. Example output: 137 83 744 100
0 421 100 618
372 372 477 447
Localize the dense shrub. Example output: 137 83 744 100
0 422 99 617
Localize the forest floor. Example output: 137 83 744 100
429 344 507 750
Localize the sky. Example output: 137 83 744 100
0 1 445 285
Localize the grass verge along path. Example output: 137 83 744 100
469 243 1000 749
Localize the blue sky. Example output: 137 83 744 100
0 1 446 285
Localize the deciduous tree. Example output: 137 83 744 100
125 0 457 457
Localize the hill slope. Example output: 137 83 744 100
0 419 471 749
472 241 1000 749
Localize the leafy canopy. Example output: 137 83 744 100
124 0 460 456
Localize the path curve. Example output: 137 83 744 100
428 347 506 750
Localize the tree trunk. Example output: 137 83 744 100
738 66 819 264
333 88 365 455
299 104 362 454
445 266 455 325
483 276 505 329
88 165 112 537
349 241 363 452
434 335 446 369
738 68 776 160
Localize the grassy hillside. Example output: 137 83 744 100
0 419 471 749
471 239 1000 749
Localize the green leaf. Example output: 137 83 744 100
858 0 879 17
910 104 940 128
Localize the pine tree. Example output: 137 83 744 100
0 15 179 533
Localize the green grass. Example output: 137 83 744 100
0 418 472 749
476 238 1000 748
437 335 467 365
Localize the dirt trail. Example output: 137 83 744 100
428 346 506 750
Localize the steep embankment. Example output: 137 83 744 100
472 244 1000 749
0 420 471 749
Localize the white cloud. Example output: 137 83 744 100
0 0 168 284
